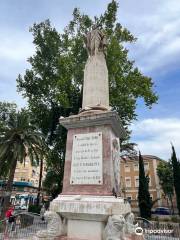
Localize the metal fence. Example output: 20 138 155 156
0 212 47 240
1 213 180 240
137 218 180 240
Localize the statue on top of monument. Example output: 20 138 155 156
82 24 109 111
85 25 107 57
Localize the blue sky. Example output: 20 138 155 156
0 0 180 159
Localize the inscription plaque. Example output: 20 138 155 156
70 132 103 185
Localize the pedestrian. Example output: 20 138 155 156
15 215 21 234
40 205 46 221
5 205 15 231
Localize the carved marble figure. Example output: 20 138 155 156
112 138 121 197
34 211 67 240
103 213 138 240
85 25 107 56
103 214 126 240
124 212 138 234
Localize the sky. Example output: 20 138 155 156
0 0 180 160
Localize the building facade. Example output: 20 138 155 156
120 155 177 212
0 157 47 208
0 180 38 207
14 157 46 188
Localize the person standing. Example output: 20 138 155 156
5 205 15 232
40 205 46 221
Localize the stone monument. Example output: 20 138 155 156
82 25 109 110
48 25 135 240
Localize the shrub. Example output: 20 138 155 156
28 204 41 214
162 218 170 222
171 216 180 223
152 216 159 222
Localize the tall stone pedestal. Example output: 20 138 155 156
60 111 125 196
50 111 133 240
82 53 109 110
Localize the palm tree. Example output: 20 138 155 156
0 111 47 218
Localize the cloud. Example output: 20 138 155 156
0 30 34 62
131 118 180 160
119 0 180 74
0 28 34 106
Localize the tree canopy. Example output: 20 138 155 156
157 161 174 200
171 145 180 215
138 152 152 219
0 110 47 215
0 102 17 132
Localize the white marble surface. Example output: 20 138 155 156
103 215 126 240
50 195 131 221
33 211 66 240
82 53 109 110
68 219 104 240
70 132 103 185
50 195 131 240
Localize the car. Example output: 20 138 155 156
20 205 27 210
152 207 171 215
14 205 21 210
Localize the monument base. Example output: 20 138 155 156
50 195 131 240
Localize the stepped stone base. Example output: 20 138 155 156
56 234 144 240
50 195 131 240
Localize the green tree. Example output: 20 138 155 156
17 1 158 197
171 144 180 215
138 152 152 219
0 102 17 133
157 161 174 213
0 111 46 217
42 122 67 198
0 102 17 180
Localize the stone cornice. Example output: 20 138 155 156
59 111 126 139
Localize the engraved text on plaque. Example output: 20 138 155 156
70 132 103 185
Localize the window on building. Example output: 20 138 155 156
125 165 130 172
25 159 29 165
150 194 153 200
126 195 132 203
148 176 152 186
135 176 139 187
144 162 149 171
32 169 36 177
125 177 131 187
134 164 139 171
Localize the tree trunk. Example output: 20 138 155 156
36 158 43 206
1 158 17 218
166 196 170 209
169 194 174 215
